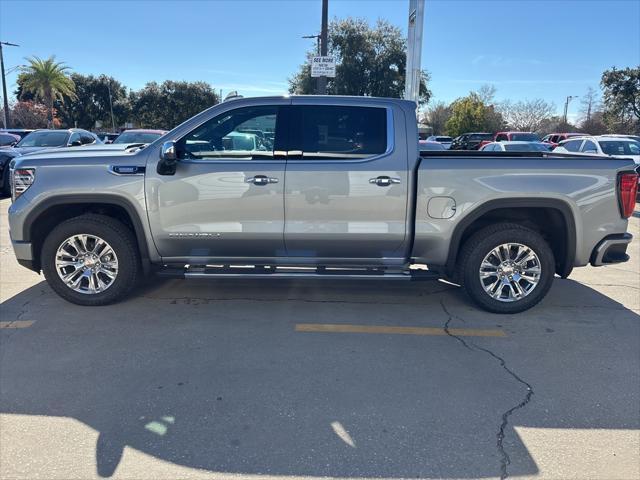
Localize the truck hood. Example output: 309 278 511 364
10 144 148 171
12 144 146 162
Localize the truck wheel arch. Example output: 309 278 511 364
22 194 152 274
445 198 577 279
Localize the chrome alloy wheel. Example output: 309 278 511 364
55 234 119 294
479 243 541 302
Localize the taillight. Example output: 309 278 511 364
618 172 638 218
12 168 35 201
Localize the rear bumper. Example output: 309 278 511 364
590 233 632 266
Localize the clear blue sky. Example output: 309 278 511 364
1 0 638 121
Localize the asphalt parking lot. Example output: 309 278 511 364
1 196 639 480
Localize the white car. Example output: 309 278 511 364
553 135 640 164
480 141 551 152
426 135 453 149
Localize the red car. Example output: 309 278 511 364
479 131 541 149
541 132 584 149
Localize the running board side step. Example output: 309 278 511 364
156 265 440 281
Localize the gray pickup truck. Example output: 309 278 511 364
7 96 638 313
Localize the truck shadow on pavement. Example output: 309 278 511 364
1 277 639 479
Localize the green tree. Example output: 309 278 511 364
130 80 219 129
57 74 129 130
289 18 431 104
445 93 503 137
18 56 76 127
601 66 640 133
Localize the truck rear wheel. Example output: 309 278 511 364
41 214 141 306
458 223 555 314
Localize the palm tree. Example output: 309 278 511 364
19 56 76 127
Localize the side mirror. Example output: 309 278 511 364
70 140 82 147
157 141 178 175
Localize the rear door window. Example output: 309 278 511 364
291 105 387 159
562 139 583 152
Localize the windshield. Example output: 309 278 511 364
419 141 446 151
113 132 162 144
469 133 493 141
435 136 452 142
599 140 640 156
510 133 540 141
17 131 68 147
504 143 550 152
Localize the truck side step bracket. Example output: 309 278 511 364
156 265 440 281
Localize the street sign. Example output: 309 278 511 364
311 56 336 78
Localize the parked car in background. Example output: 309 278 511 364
479 131 541 149
495 131 540 142
0 128 102 195
450 132 493 150
541 132 584 148
480 141 552 152
553 135 640 164
426 135 453 149
0 129 35 140
97 132 119 144
0 132 20 147
419 140 446 151
600 134 640 143
14 129 101 154
112 129 167 144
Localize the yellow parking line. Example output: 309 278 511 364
0 321 35 329
295 323 506 337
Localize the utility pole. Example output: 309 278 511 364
317 0 328 95
0 41 19 129
107 82 116 132
563 95 576 125
405 0 425 110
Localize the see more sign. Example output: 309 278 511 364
311 56 336 77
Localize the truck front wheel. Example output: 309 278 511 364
458 223 555 314
41 214 141 306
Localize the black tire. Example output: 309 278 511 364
41 214 141 306
458 223 555 314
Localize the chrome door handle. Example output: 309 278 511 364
369 176 401 186
245 175 278 185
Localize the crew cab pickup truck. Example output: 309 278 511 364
8 96 638 313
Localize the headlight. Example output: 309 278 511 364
12 168 35 201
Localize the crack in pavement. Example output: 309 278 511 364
440 299 533 480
